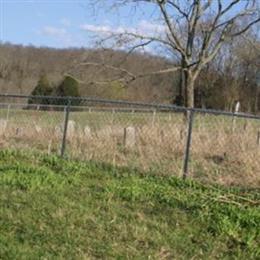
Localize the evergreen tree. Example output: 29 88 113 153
28 75 52 105
54 75 80 106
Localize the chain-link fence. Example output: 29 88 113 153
0 94 259 187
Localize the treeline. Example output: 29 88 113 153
0 41 259 112
0 43 175 104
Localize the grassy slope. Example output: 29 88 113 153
0 150 259 259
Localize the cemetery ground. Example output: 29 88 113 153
0 107 260 187
0 150 259 259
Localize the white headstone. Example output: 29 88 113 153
84 126 92 138
232 101 240 132
124 126 136 148
34 123 41 134
55 124 63 138
0 119 7 135
67 120 76 137
15 127 24 137
55 120 76 138
235 101 240 113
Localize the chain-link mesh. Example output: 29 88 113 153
0 94 260 187
0 102 65 154
190 112 260 187
67 106 186 176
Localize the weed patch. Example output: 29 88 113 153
0 150 259 259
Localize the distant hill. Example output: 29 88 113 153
0 43 180 103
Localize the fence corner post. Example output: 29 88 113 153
183 109 194 180
60 99 71 158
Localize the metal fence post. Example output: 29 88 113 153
60 99 71 158
183 110 194 180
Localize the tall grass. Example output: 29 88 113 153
0 107 260 187
0 150 259 259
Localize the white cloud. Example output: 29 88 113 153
138 20 165 34
80 24 132 35
80 21 167 55
80 20 166 37
80 24 114 34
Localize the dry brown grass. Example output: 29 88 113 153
0 112 259 188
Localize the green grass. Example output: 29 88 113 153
0 150 259 259
1 106 179 128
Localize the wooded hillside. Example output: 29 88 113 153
0 41 259 112
0 43 177 103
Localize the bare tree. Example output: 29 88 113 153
86 0 260 108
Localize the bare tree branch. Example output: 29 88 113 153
231 17 260 37
74 61 182 85
84 0 260 108
157 1 186 57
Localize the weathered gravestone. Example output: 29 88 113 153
54 124 63 138
84 126 92 138
15 127 24 137
55 120 76 139
123 126 136 148
67 120 76 138
34 123 42 134
0 119 7 135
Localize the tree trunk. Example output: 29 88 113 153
187 80 195 108
180 70 195 122
255 88 259 114
175 56 186 106
184 72 195 108
177 55 195 109
174 69 185 106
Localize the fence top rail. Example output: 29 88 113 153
190 108 260 120
0 94 260 120
0 102 169 113
0 94 187 111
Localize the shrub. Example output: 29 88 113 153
54 75 80 106
28 75 53 106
